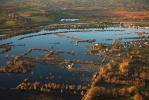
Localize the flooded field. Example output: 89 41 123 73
0 27 149 100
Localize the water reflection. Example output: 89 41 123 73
0 27 149 99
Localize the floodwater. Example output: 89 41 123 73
0 27 149 100
60 19 80 21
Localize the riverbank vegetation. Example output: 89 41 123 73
82 39 149 100
83 59 149 100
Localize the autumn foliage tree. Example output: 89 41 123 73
134 93 143 100
26 12 34 17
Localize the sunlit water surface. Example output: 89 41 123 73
0 27 149 100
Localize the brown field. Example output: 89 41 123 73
77 11 149 19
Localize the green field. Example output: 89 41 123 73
17 8 41 17
30 16 51 22
0 12 4 20
130 47 149 60
26 2 46 8
16 8 53 23
137 82 149 91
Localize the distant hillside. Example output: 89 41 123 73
1 0 149 11
1 0 149 3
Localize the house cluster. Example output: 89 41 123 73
120 23 140 28
108 39 149 58
60 59 74 69
8 12 27 23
